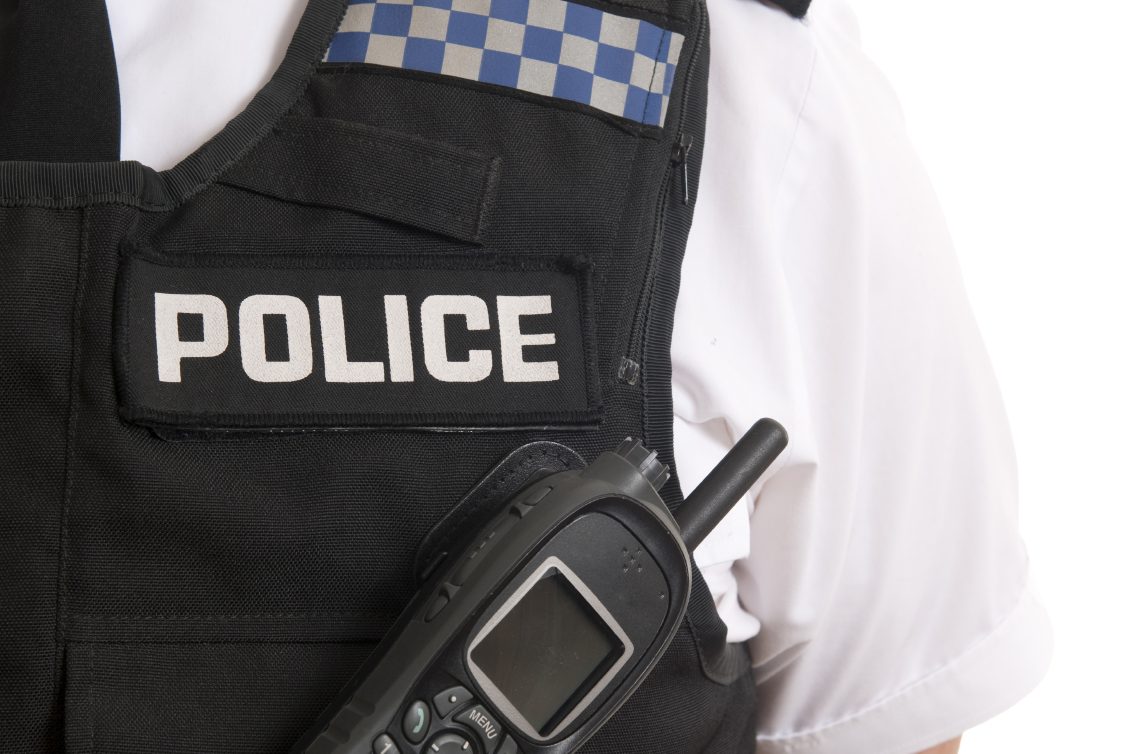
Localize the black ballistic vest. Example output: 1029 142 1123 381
1 0 804 750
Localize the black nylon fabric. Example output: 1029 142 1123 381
0 206 84 753
219 116 503 244
0 0 758 751
0 0 120 161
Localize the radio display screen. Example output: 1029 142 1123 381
470 568 624 734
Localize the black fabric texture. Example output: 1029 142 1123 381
0 0 349 210
0 206 85 752
63 642 377 754
0 0 120 162
220 117 502 244
0 0 758 750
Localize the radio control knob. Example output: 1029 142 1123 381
427 732 475 753
614 438 670 491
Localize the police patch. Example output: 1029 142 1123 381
115 250 601 430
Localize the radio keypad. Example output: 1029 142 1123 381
433 686 474 718
454 705 504 754
402 700 431 744
372 734 401 754
426 732 473 753
375 686 522 754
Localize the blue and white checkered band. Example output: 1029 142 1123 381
325 0 685 126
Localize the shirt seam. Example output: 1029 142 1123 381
770 29 819 208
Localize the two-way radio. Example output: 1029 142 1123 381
292 418 789 754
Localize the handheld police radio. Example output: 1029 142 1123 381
293 419 788 754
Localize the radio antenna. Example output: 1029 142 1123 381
676 418 788 551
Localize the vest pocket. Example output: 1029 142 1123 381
218 117 501 246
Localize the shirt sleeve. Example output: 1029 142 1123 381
670 1 1053 752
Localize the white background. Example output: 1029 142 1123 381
848 1 1132 750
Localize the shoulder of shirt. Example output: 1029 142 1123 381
705 0 913 210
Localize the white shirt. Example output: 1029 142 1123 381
104 0 1052 751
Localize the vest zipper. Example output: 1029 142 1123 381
673 132 694 205
620 4 708 386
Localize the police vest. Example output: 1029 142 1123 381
0 0 808 751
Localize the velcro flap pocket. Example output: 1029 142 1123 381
220 116 501 244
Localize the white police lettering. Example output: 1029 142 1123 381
239 295 313 383
318 295 385 383
154 293 229 382
497 295 558 382
152 292 561 384
421 294 493 383
384 294 415 382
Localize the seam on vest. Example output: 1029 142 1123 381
165 0 353 211
85 645 95 754
602 61 653 385
475 156 504 242
575 259 601 413
639 0 704 496
52 207 91 715
116 251 135 409
71 612 390 621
